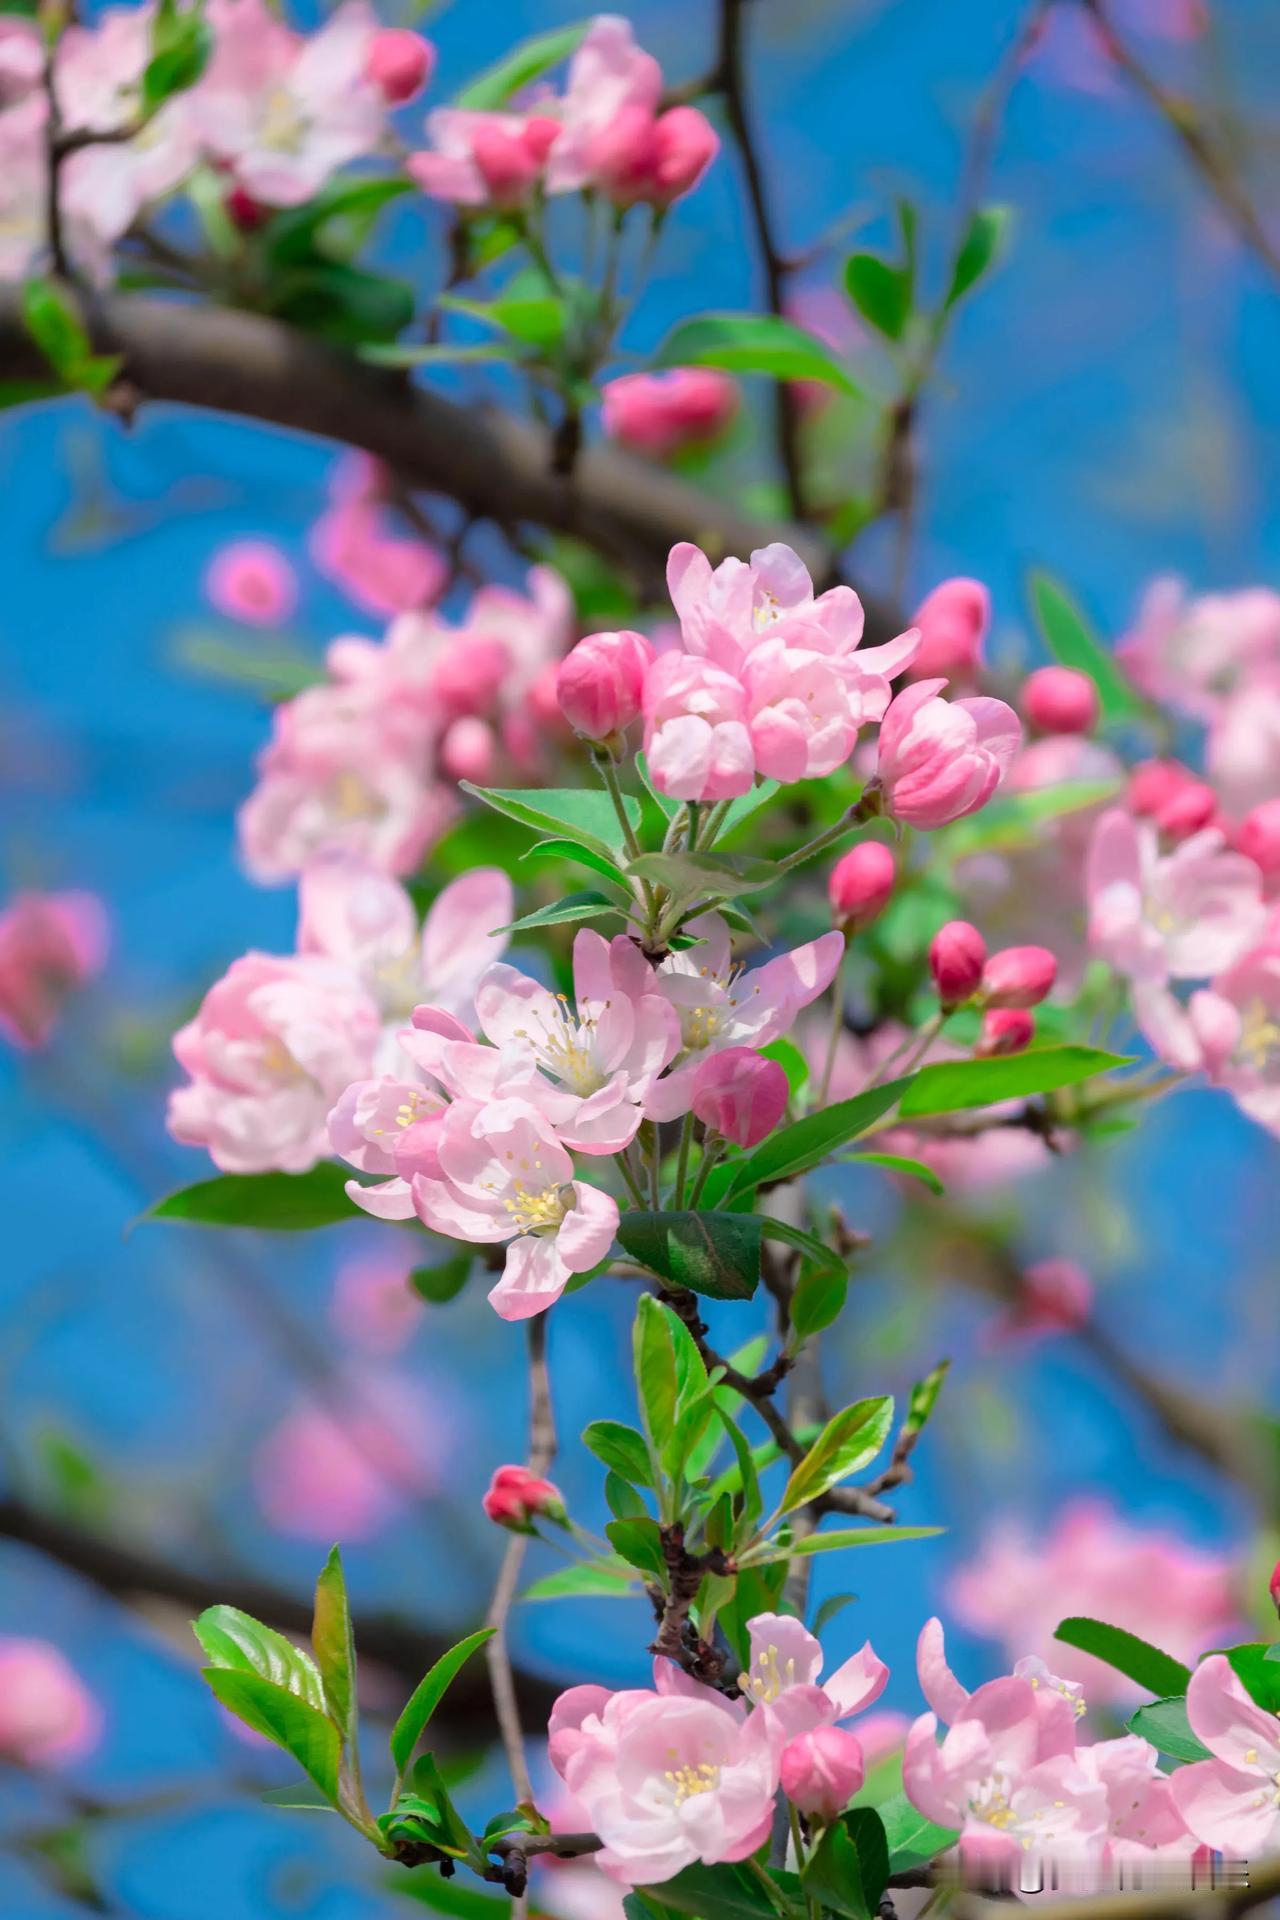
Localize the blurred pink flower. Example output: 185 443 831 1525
1086 809 1264 984
601 370 738 458
1117 578 1280 723
330 1255 423 1355
907 579 990 684
253 1368 444 1540
947 1500 1242 1704
310 456 446 618
1134 941 1280 1137
0 1638 99 1767
0 889 108 1049
1206 669 1280 818
410 107 560 207
205 540 298 627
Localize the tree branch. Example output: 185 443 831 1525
0 292 902 623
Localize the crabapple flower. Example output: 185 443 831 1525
601 370 737 457
548 1671 782 1885
877 680 1021 828
0 1640 99 1767
1207 668 1280 818
982 944 1057 1009
691 1047 788 1148
365 28 435 104
1128 757 1201 821
1022 665 1098 735
411 1101 619 1320
975 1008 1034 1056
194 0 387 207
410 108 560 206
0 889 108 1049
929 921 987 1008
642 653 754 800
829 841 895 931
739 1613 889 1738
168 953 378 1173
328 1074 447 1218
253 1370 442 1540
780 1727 865 1824
907 577 989 681
330 1255 422 1355
584 102 719 207
1169 1656 1280 1856
645 914 842 1119
1133 943 1280 1137
946 1499 1241 1703
1081 1735 1198 1875
56 4 200 232
310 455 446 617
1236 800 1280 885
557 630 653 740
545 16 717 207
482 1464 566 1530
1117 578 1280 722
1086 809 1264 984
205 540 297 626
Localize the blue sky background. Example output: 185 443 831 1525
2 0 1279 1912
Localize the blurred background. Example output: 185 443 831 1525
2 0 1279 1912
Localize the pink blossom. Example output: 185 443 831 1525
482 1463 566 1529
409 107 560 207
330 1255 422 1355
194 0 387 207
253 1371 440 1540
1206 669 1280 817
440 718 498 784
543 14 660 194
328 1072 448 1219
0 18 41 108
929 920 987 1008
946 1500 1242 1704
602 371 738 457
739 1613 888 1739
0 95 115 280
1086 809 1264 984
580 101 719 208
56 4 200 233
1169 1656 1280 1857
168 952 378 1173
0 1639 99 1767
1157 779 1220 842
549 1666 782 1885
1022 665 1099 736
1082 1735 1199 1874
643 652 754 801
982 944 1057 1009
310 456 446 617
0 889 108 1049
877 679 1021 829
411 1100 619 1320
1118 579 1280 723
989 1258 1094 1344
645 914 843 1120
365 28 435 105
780 1726 865 1824
691 1047 788 1148
205 540 298 627
974 1007 1035 1056
1129 757 1201 821
557 630 653 739
1134 942 1280 1137
829 841 895 931
907 578 990 682
1235 799 1280 886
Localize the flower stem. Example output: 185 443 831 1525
687 1136 725 1209
673 1111 695 1208
815 946 849 1107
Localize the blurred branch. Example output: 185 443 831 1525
0 1491 562 1734
0 292 904 627
1081 0 1280 284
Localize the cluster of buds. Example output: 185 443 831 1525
928 921 1058 1056
482 1464 567 1533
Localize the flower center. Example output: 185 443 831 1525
512 994 609 1096
502 1179 572 1236
1237 998 1280 1072
741 1643 797 1705
665 1761 721 1804
332 771 382 822
260 85 308 154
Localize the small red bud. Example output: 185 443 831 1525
225 185 271 232
1156 779 1218 842
365 28 435 105
691 1047 789 1149
1270 1559 1280 1618
828 841 896 933
1128 758 1197 819
982 944 1057 1010
929 920 987 1009
556 630 653 741
1021 665 1099 736
1236 798 1280 879
482 1464 566 1531
975 1008 1035 1057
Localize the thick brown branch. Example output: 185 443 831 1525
0 292 903 621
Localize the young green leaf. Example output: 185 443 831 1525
143 0 211 111
604 1471 649 1521
1125 1696 1211 1765
781 1525 942 1558
944 206 1011 311
1053 1617 1191 1699
311 1549 358 1755
617 1212 761 1301
584 1419 655 1486
642 1861 784 1920
844 253 911 341
652 314 861 396
456 22 590 111
790 1265 849 1341
460 782 642 861
627 850 778 904
1030 572 1147 725
144 1163 362 1230
605 1516 668 1581
632 1293 680 1446
901 1359 950 1440
521 1563 637 1601
409 1252 473 1304
779 1397 895 1514
876 1790 960 1873
898 1046 1128 1119
493 890 625 934
203 1668 342 1803
390 1627 496 1779
1224 1645 1280 1715
843 1151 945 1196
802 1807 889 1920
193 1606 326 1708
725 1079 912 1197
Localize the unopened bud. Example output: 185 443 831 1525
556 630 653 741
1156 779 1217 842
780 1727 865 1825
828 841 895 934
975 1008 1035 1057
365 28 435 104
929 920 987 1009
649 106 719 204
908 577 990 680
1022 665 1099 736
1128 758 1197 819
691 1047 789 1149
1236 799 1280 880
482 1465 566 1532
1270 1559 1280 1619
982 944 1057 1010
225 184 271 232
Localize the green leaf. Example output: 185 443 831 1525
494 890 626 934
803 1808 889 1920
260 1784 336 1812
898 1046 1128 1118
785 1525 942 1557
843 1151 945 1196
145 1163 359 1231
584 1420 654 1486
390 1627 496 1779
1054 1617 1191 1699
21 279 120 396
522 836 631 894
725 1079 912 1197
1030 572 1147 725
203 1668 342 1803
605 1471 648 1521
361 341 513 368
605 1516 667 1581
901 1359 950 1440
1126 1696 1210 1766
779 1397 894 1515
641 1861 781 1920
409 1252 473 1304
442 291 566 351
760 1036 809 1101
715 780 781 841
632 1293 680 1448
265 177 413 268
312 1549 357 1754
813 1592 859 1636
790 1264 849 1340
522 1562 637 1601
266 263 415 347
461 782 642 863
652 314 860 396
627 850 778 905
193 1606 325 1708
1225 1645 1280 1714
456 22 590 110
844 253 911 341
877 1790 959 1873
617 1212 761 1301
944 205 1012 311
713 1410 763 1531
143 0 211 111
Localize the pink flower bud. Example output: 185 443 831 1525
0 1639 99 1766
1156 779 1218 842
907 578 991 680
1127 758 1196 818
587 102 660 205
691 1046 789 1148
828 841 896 932
365 28 435 104
440 717 497 786
877 681 1021 829
1270 1559 1280 1618
1019 1259 1093 1333
205 540 297 627
929 920 987 1009
650 106 719 204
1021 665 1099 736
780 1727 865 1825
556 630 654 740
601 369 738 458
975 1007 1035 1056
225 184 271 231
471 122 544 206
1236 798 1280 879
482 1464 566 1531
521 115 562 168
982 944 1057 1010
